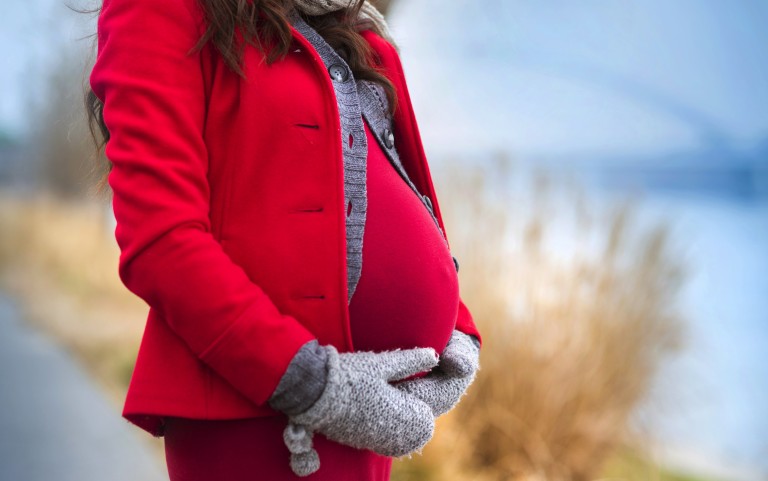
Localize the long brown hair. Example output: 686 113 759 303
83 0 397 196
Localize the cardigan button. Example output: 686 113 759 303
328 64 349 82
383 128 395 148
422 194 433 212
452 256 460 273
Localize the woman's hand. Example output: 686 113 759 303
270 344 439 476
393 330 480 417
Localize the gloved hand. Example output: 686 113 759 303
393 330 480 417
269 343 439 476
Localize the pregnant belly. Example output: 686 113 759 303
348 119 459 356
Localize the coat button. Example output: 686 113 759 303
383 128 395 148
328 64 349 82
452 256 460 273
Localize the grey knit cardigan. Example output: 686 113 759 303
288 11 447 303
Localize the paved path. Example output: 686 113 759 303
0 291 167 481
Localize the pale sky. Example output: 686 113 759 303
389 0 768 158
2 0 767 159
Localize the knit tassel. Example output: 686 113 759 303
283 422 321 477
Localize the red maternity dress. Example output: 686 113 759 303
163 117 460 480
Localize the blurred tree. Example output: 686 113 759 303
28 43 95 199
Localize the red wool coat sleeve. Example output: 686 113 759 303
90 0 316 407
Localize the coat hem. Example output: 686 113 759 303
123 396 280 437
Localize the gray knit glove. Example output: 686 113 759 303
271 343 439 476
394 330 480 417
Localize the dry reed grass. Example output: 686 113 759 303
392 155 687 481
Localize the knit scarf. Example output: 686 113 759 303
292 0 395 45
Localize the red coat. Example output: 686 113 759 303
90 0 482 437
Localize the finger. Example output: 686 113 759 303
375 347 439 382
395 373 445 399
396 374 472 417
377 396 436 457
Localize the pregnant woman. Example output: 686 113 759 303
85 0 482 479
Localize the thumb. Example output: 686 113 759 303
440 351 475 377
440 332 479 377
374 347 439 382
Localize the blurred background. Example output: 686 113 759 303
0 0 766 480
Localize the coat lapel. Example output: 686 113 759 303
359 30 449 244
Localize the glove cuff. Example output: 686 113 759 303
290 345 343 427
268 340 330 416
